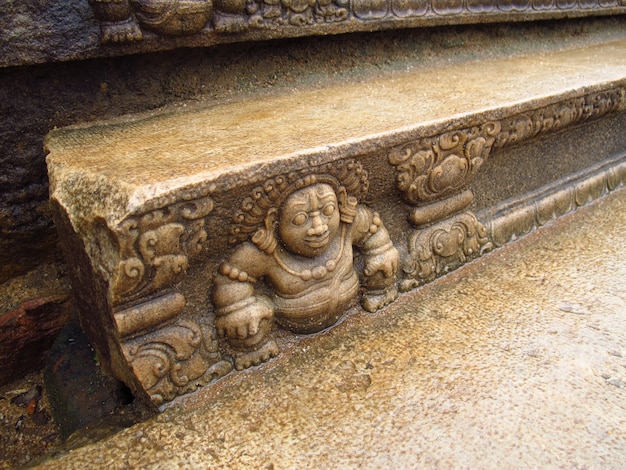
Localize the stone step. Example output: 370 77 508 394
45 36 626 409
35 184 626 468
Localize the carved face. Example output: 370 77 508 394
278 184 341 258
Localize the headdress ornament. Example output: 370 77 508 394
229 159 369 246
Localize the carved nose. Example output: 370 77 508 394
307 213 327 236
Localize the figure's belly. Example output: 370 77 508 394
273 271 359 334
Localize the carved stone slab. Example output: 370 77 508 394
1 0 626 66
46 39 626 408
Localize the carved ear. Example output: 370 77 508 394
337 187 357 224
252 208 278 254
337 186 348 207
265 208 278 231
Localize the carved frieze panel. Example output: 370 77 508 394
400 211 491 291
213 160 400 370
45 51 626 408
389 87 626 218
88 0 626 43
110 193 214 305
389 88 625 289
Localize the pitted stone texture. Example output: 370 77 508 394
34 185 626 469
2 0 625 67
46 40 626 212
45 37 626 406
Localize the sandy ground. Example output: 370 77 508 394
14 186 623 469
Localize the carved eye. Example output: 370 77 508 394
322 203 336 217
292 212 308 226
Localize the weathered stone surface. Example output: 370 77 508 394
2 17 625 285
45 36 626 407
32 185 626 469
1 0 625 67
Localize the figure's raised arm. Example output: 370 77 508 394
212 243 276 369
352 205 400 312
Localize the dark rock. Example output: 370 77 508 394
43 317 137 440
0 294 71 385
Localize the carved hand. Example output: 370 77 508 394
215 296 273 340
364 245 400 280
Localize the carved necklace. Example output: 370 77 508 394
273 225 347 281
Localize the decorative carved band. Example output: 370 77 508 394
122 319 233 405
89 0 626 43
401 211 492 291
110 194 214 304
492 87 626 150
389 87 626 207
478 153 626 247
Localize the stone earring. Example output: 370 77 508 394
251 208 278 254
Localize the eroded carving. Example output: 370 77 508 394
89 0 626 43
212 161 399 370
389 88 626 211
493 88 626 149
89 0 213 42
122 318 232 405
389 122 501 205
111 194 214 304
401 211 491 290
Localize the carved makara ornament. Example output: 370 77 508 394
212 160 400 370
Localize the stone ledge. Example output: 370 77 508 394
0 0 626 67
46 38 626 409
2 0 626 67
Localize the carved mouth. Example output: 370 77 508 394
304 232 330 248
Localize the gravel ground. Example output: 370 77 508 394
0 372 61 468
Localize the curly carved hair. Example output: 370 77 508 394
229 159 369 245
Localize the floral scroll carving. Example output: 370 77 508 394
89 0 626 43
401 212 491 290
388 122 501 206
122 319 232 405
111 194 214 304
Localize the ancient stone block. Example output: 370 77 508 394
45 39 626 408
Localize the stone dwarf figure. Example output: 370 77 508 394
212 161 399 370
